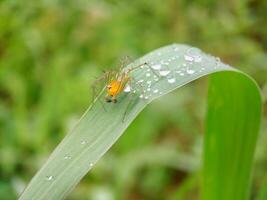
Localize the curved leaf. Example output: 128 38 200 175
19 44 262 200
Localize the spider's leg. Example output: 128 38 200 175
130 76 146 97
127 62 160 78
122 89 136 122
90 72 110 111
119 55 134 71
122 78 144 122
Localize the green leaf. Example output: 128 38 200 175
19 44 262 200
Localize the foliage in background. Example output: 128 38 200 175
0 0 267 199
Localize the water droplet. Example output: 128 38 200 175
146 80 152 84
151 64 161 70
186 68 195 74
64 155 72 160
146 68 151 72
144 96 149 99
186 47 203 63
184 55 194 62
139 94 144 99
167 78 176 83
154 77 159 81
159 70 170 76
215 57 221 68
81 140 87 145
89 163 94 167
153 89 159 93
124 85 131 92
160 60 169 65
46 175 54 181
147 88 151 91
146 73 151 77
180 72 185 76
138 79 144 83
194 56 202 62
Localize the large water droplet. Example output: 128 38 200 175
159 70 170 76
167 78 176 83
124 85 131 92
46 175 54 181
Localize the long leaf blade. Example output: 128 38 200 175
19 44 262 200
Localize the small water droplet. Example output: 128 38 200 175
151 64 161 70
81 140 87 145
138 79 144 83
153 89 159 93
160 60 169 65
184 55 194 62
64 155 72 160
174 46 179 51
180 72 185 76
89 163 94 167
167 78 176 83
146 73 151 77
146 68 151 72
46 175 54 181
144 96 149 99
194 56 202 62
146 80 152 84
159 70 170 76
139 94 144 99
124 85 131 92
147 88 151 91
186 68 195 74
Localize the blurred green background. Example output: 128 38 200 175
0 0 267 199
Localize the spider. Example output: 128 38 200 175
91 60 159 120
